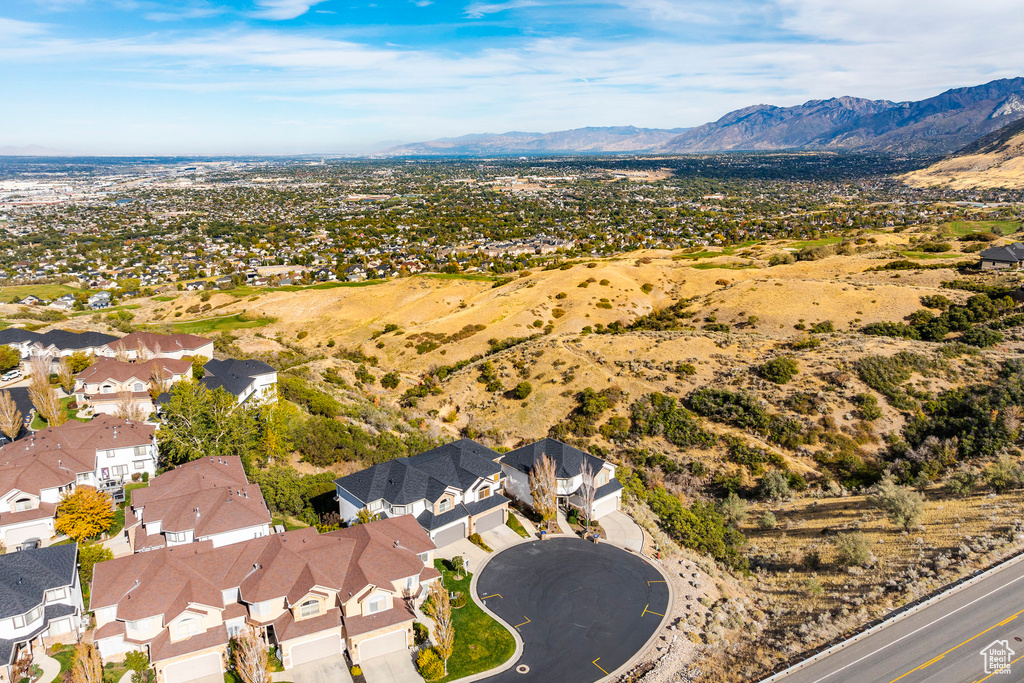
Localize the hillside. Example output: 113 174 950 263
901 117 1024 189
386 77 1024 156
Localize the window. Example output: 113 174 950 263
133 382 145 392
104 449 115 458
101 385 114 394
478 488 491 500
392 505 406 515
405 576 415 591
76 473 90 484
134 460 147 471
134 446 148 456
418 552 429 563
45 587 67 602
13 615 23 628
27 606 41 623
175 618 201 639
13 498 33 512
299 600 320 619
368 500 383 512
597 471 608 487
365 595 387 615
226 622 243 638
438 498 451 513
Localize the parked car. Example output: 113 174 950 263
1 369 22 382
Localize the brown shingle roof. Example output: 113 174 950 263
77 358 192 386
114 332 212 355
92 516 436 624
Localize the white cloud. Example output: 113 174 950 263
251 0 328 20
0 16 48 38
463 0 540 19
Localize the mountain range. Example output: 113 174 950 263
383 77 1024 157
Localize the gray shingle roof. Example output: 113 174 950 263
335 439 501 506
0 328 118 351
980 242 1024 263
0 544 78 619
500 438 607 479
201 358 275 397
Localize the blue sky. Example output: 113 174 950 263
1 0 1022 154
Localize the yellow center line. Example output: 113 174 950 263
514 616 531 629
481 593 503 600
593 658 609 675
888 608 1024 683
971 652 1024 683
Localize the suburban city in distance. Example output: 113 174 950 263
3 2 1024 683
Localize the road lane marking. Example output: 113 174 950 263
647 580 666 585
514 616 531 629
887 608 1024 682
593 658 609 675
971 652 1024 682
795 567 1024 683
641 603 665 618
482 593 503 599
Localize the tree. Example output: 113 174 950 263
78 543 114 587
58 356 75 394
578 458 597 534
31 384 67 427
115 390 148 422
720 492 748 528
124 650 150 683
759 470 791 501
55 488 114 542
869 476 924 531
233 624 271 683
832 532 872 567
150 362 171 400
354 508 380 525
0 346 19 373
528 454 557 529
112 342 131 363
67 351 94 373
28 354 50 393
380 372 400 390
158 381 261 468
424 581 454 675
191 355 209 381
70 643 103 683
0 390 22 440
511 381 533 400
947 470 978 498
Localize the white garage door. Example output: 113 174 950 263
358 630 408 661
164 652 222 683
474 510 504 534
432 522 466 549
290 634 342 667
592 495 619 519
7 523 50 550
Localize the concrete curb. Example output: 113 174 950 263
759 547 1024 682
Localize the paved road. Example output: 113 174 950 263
777 557 1024 683
477 537 669 683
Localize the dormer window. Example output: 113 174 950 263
12 497 33 512
438 498 451 513
365 595 387 615
368 500 383 512
299 599 321 619
133 382 145 392
173 617 201 640
392 505 406 515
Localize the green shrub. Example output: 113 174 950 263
832 532 872 567
413 621 429 645
855 393 882 421
758 356 799 384
759 470 791 501
416 648 445 680
511 381 533 400
758 511 777 530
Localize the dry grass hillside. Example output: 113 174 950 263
903 118 1024 189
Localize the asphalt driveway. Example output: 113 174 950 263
476 537 669 683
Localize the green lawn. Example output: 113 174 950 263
506 514 529 538
0 284 90 304
431 559 516 682
942 220 1021 236
50 647 74 683
672 250 721 260
271 516 309 531
172 313 275 335
788 236 845 249
270 280 384 292
690 262 756 270
30 396 88 430
151 295 178 302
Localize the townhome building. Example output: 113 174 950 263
500 438 624 520
0 544 85 682
0 329 118 362
91 516 440 683
0 417 158 550
73 358 193 418
335 439 509 548
125 457 271 552
100 332 213 362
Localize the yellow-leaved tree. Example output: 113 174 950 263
71 643 103 683
55 488 114 542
